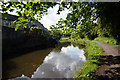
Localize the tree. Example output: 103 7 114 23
1 1 120 43
1 1 57 30
53 2 120 43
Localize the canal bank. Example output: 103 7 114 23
3 42 86 79
60 37 120 80
59 37 103 79
3 35 103 79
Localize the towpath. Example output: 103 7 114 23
94 41 120 80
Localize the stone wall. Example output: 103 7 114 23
2 26 57 56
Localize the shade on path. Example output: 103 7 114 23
94 41 120 80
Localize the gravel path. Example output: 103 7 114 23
94 41 120 80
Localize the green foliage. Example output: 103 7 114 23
30 26 41 31
96 3 120 42
59 37 70 42
50 27 62 40
1 2 120 43
74 40 102 79
75 61 98 79
118 46 120 49
13 17 29 31
53 2 98 39
2 2 120 43
1 2 57 31
94 37 117 45
50 2 120 43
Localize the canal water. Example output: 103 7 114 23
3 42 86 79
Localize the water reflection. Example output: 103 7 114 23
32 45 86 78
3 48 52 79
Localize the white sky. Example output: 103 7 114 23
39 5 69 30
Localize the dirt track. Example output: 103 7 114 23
94 41 120 80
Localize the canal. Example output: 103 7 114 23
3 42 86 79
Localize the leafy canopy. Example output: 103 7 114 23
1 1 120 43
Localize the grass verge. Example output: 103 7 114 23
94 37 117 45
60 37 103 79
118 46 120 49
74 40 102 79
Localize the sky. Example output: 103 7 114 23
39 5 69 30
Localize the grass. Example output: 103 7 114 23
74 40 102 79
94 37 117 45
60 37 103 79
118 46 120 48
60 37 88 46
